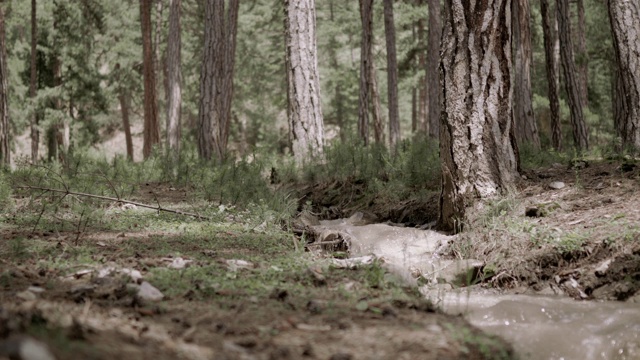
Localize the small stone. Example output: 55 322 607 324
549 181 565 190
16 291 37 301
137 281 164 301
594 259 612 277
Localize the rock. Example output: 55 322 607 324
549 181 565 190
0 337 56 360
594 259 612 277
166 257 192 269
225 259 254 271
16 291 37 301
137 281 164 301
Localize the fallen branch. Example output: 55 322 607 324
17 185 211 220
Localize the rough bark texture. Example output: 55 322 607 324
575 0 589 108
141 0 160 159
417 1 428 134
426 0 442 138
557 0 589 150
30 0 38 163
118 92 134 161
370 66 384 144
358 0 373 145
384 0 400 150
512 0 539 148
155 0 164 117
197 0 238 161
438 0 519 233
608 0 640 150
166 0 182 154
541 0 562 151
284 0 324 164
0 1 9 166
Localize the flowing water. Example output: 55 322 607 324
313 219 640 360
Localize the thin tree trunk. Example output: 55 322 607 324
438 0 519 233
512 0 539 148
141 0 160 159
284 0 325 164
328 1 345 142
370 67 384 145
155 0 164 122
417 1 427 134
411 88 417 133
119 92 134 161
541 0 562 151
575 0 588 108
557 0 589 150
426 0 441 138
608 0 640 150
358 0 373 145
30 0 38 163
166 0 182 155
384 0 400 150
0 1 9 166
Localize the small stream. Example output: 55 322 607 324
313 218 640 360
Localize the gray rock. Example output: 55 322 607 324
549 181 565 190
137 281 164 301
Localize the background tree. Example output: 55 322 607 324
166 0 182 155
426 0 441 138
540 0 562 151
513 0 539 148
284 0 324 163
141 0 160 159
357 0 383 145
608 0 640 150
438 0 519 233
0 0 8 166
575 0 589 109
30 0 38 162
197 0 238 161
557 0 589 151
383 0 399 150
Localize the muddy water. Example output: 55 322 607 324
313 220 640 360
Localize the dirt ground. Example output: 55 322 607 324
1 157 638 359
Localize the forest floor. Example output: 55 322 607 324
0 154 638 359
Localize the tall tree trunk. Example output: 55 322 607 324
541 0 562 151
370 67 384 144
557 0 589 150
166 0 182 155
141 0 160 159
284 0 324 164
575 0 589 108
512 0 540 148
155 0 164 123
328 1 345 142
417 0 427 133
358 0 373 145
438 0 519 233
197 0 238 161
384 0 400 150
0 1 8 167
608 0 640 150
30 0 38 163
119 92 134 161
426 0 442 138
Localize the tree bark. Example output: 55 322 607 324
166 0 182 155
30 0 38 163
358 0 373 145
512 0 540 148
384 0 400 150
197 0 238 161
438 0 519 233
141 0 160 159
608 0 640 150
575 0 589 108
426 0 442 138
155 0 164 118
540 0 562 151
0 1 8 167
417 0 427 134
284 0 324 164
119 92 134 161
370 66 384 145
557 0 589 151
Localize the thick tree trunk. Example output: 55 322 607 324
541 0 562 151
197 0 238 161
557 0 589 151
358 0 373 145
141 0 160 159
512 0 540 148
384 0 400 150
575 0 589 109
438 0 519 233
608 0 640 150
284 0 324 164
426 0 442 138
0 2 9 167
166 0 182 154
30 0 38 163
119 92 134 161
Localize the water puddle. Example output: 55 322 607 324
312 218 640 360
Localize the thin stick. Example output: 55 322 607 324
18 185 211 220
